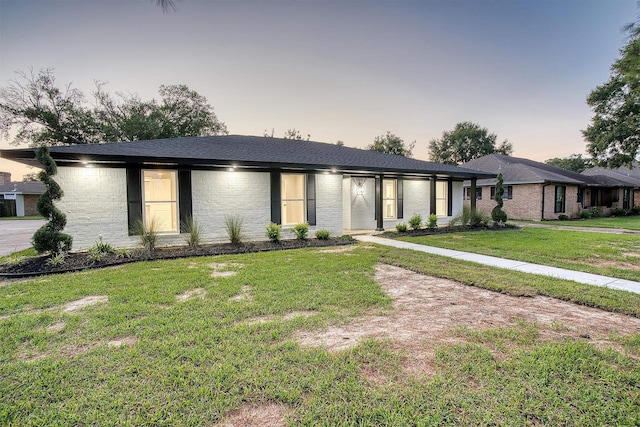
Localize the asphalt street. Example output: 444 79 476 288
0 219 45 257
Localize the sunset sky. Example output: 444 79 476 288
0 0 636 179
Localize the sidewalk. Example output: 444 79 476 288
355 235 640 295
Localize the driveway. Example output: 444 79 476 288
0 219 45 256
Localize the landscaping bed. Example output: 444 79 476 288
380 222 520 238
0 236 355 278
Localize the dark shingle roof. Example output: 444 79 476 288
462 154 634 187
0 181 45 194
582 164 640 187
0 135 495 179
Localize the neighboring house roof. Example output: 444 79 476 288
0 135 495 180
0 181 45 195
462 154 633 187
582 163 640 187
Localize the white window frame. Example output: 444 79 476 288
383 179 397 219
281 173 306 226
142 169 179 233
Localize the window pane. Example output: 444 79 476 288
382 179 396 219
384 200 396 218
436 181 447 216
282 174 305 200
144 170 176 202
282 200 305 225
143 170 178 233
383 181 395 199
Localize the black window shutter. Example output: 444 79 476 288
126 168 143 235
397 179 403 219
447 178 453 216
374 177 380 220
270 171 281 224
306 173 316 226
178 170 192 232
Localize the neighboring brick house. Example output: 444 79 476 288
1 135 492 250
0 181 45 217
462 155 638 220
582 163 640 211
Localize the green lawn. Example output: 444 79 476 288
398 227 640 282
0 215 44 221
553 215 640 231
1 245 640 425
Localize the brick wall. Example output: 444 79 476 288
23 194 40 216
464 183 581 220
0 172 11 185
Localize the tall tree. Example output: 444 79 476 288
545 154 594 173
491 173 508 225
0 68 227 147
583 17 640 168
428 121 513 165
367 131 415 157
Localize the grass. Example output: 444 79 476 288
398 227 640 282
0 215 44 221
1 245 639 425
0 247 38 265
548 215 640 231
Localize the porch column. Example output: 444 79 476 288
430 175 437 215
376 174 384 231
470 178 477 212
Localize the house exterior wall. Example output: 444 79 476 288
635 189 640 207
56 167 344 251
347 177 459 230
464 183 582 220
23 195 39 216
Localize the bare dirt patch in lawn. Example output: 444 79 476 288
317 245 373 254
176 288 208 302
211 262 243 278
63 295 108 313
218 402 291 427
298 264 640 380
582 258 640 271
107 336 138 348
47 321 65 332
240 311 318 326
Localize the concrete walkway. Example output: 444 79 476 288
512 221 640 235
355 235 640 295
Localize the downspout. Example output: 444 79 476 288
541 182 551 220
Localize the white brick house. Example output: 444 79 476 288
2 135 492 250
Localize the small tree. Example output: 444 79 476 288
32 146 72 255
491 173 508 225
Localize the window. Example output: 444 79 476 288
554 185 566 213
281 174 305 225
143 170 178 233
464 187 482 200
436 181 447 216
491 186 513 200
383 179 397 219
623 188 630 209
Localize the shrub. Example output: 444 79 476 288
225 215 244 244
408 213 423 230
315 229 331 240
612 208 628 217
450 206 489 227
427 214 438 229
265 222 282 243
116 248 133 259
32 146 72 255
558 214 570 221
182 217 202 247
632 206 640 215
491 173 508 225
588 207 601 218
395 223 408 232
89 237 115 262
133 218 159 252
46 252 66 267
579 210 592 219
470 209 490 226
292 222 309 240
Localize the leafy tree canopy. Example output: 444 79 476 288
0 68 227 147
367 131 415 157
428 121 513 165
545 154 594 173
583 18 640 168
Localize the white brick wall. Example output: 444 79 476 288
56 166 137 250
56 167 345 250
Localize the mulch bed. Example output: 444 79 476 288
0 237 356 278
380 223 520 239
